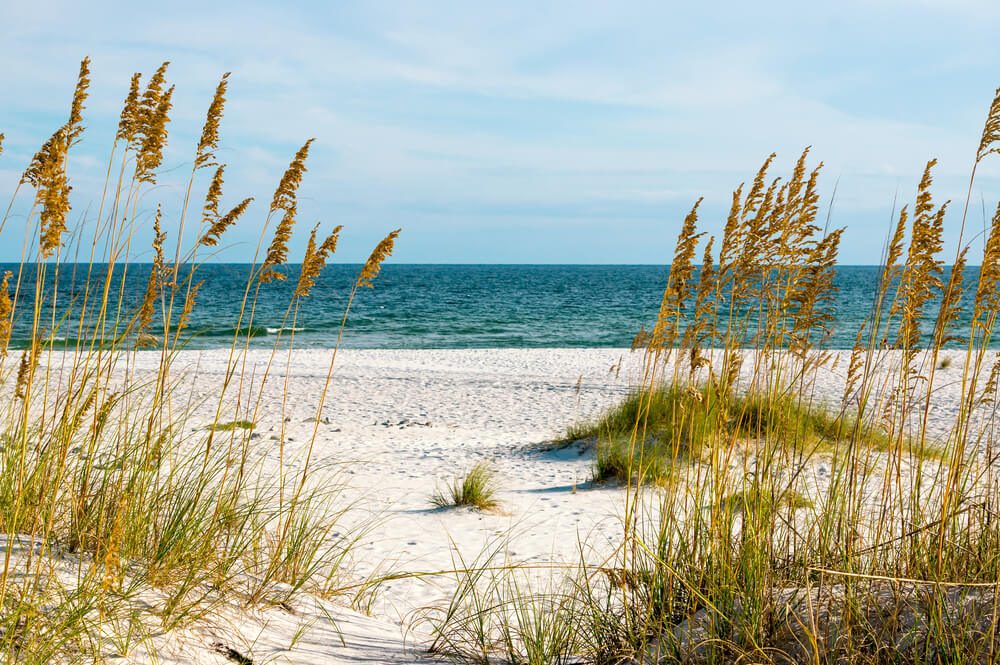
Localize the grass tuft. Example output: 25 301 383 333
431 462 501 512
208 419 255 432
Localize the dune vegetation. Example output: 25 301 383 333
425 89 1000 663
8 58 1000 665
0 59 399 662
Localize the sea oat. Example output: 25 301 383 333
651 199 703 350
977 87 1000 164
974 201 1000 323
138 207 166 337
66 57 91 146
195 72 230 168
135 85 174 184
202 165 226 223
357 229 401 288
14 342 39 400
295 224 343 298
177 280 203 333
270 139 314 215
260 140 314 283
117 73 142 144
0 271 12 356
200 197 252 248
25 128 72 258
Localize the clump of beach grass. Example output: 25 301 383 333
0 59 400 661
432 462 501 512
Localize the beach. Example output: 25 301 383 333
40 344 967 663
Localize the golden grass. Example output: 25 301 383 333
0 59 401 662
428 84 1000 665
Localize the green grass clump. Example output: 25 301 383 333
432 463 501 511
208 419 255 432
578 383 934 484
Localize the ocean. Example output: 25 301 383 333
0 264 989 349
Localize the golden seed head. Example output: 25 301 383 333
15 342 40 400
651 199 703 349
178 280 203 333
66 57 91 146
269 139 314 215
978 86 1000 164
202 165 226 222
138 207 166 336
200 196 253 248
25 128 72 258
357 229 401 288
195 72 230 168
135 84 175 184
259 140 315 283
295 224 343 298
259 210 296 284
975 201 1000 318
0 271 12 356
117 73 143 143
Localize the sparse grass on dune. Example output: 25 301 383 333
574 382 935 485
432 462 501 512
0 59 401 662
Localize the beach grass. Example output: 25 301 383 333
432 462 501 512
0 59 399 662
428 85 1000 664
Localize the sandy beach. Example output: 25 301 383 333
23 345 959 663
91 347 645 663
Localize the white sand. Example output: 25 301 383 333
22 346 996 663
116 348 645 663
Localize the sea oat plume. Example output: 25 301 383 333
202 165 226 223
977 87 1000 164
259 140 315 283
138 207 166 337
200 197 252 247
651 198 704 350
295 224 343 298
357 229 401 288
259 210 296 284
178 280 203 333
0 271 12 356
975 201 1000 320
26 128 72 258
15 343 40 400
66 57 91 146
135 84 174 184
195 72 230 168
117 73 143 143
270 139 314 215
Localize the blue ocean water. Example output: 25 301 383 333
0 264 989 349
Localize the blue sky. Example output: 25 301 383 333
2 0 1000 263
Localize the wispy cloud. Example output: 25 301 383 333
0 0 998 263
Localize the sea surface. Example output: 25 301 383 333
0 264 991 349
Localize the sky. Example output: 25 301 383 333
2 1 1000 264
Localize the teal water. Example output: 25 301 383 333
0 264 988 349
